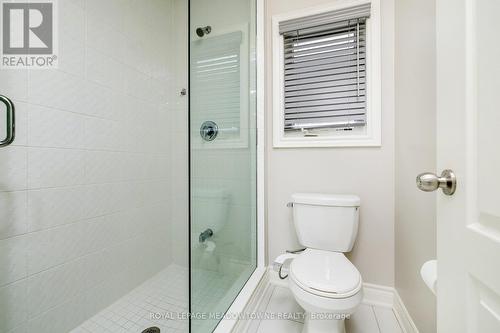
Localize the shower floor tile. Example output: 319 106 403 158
72 264 189 333
72 264 242 333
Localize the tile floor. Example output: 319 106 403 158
71 266 403 333
71 265 189 333
71 264 244 333
245 283 404 333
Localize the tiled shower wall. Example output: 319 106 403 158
170 0 189 268
0 0 181 332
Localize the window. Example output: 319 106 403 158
272 1 381 147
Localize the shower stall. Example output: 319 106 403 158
0 0 260 332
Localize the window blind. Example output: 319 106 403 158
280 4 371 131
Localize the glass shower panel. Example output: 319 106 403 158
190 0 257 331
0 1 188 332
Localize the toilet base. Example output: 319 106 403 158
302 312 345 333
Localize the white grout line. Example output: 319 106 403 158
371 304 383 333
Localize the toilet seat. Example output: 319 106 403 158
290 248 362 299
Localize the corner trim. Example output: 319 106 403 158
393 290 420 333
363 283 419 333
231 269 272 333
214 267 267 333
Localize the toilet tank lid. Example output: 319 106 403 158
292 193 360 207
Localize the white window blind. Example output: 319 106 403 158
279 4 371 131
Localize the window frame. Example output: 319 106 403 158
272 0 381 148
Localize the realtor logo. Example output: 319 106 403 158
1 0 58 68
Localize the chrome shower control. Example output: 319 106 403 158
196 26 212 37
200 121 218 142
199 228 214 243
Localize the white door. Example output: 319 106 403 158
436 0 500 332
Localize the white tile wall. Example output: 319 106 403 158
0 280 28 332
0 147 28 192
0 191 28 239
170 0 189 268
1 70 28 102
28 105 86 149
0 1 184 332
0 236 27 288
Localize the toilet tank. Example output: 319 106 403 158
292 193 360 252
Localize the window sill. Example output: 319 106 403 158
273 135 381 148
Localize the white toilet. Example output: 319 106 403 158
288 193 363 333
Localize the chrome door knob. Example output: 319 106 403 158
416 169 457 195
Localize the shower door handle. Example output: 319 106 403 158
0 95 15 148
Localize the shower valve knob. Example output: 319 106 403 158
200 121 218 141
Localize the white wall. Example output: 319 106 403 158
265 0 396 287
0 1 181 332
395 0 437 332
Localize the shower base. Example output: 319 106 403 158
70 263 243 333
71 264 188 333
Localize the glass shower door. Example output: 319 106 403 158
0 1 188 332
189 0 257 331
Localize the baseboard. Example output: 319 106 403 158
363 283 419 333
363 283 395 308
393 290 420 333
235 268 419 333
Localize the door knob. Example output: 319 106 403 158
416 169 456 195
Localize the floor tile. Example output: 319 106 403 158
245 284 276 333
346 304 380 333
373 306 403 333
256 318 303 333
265 286 305 323
72 265 190 333
252 282 385 333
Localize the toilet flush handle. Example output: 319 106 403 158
273 253 299 280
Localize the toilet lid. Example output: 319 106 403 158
290 249 362 297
